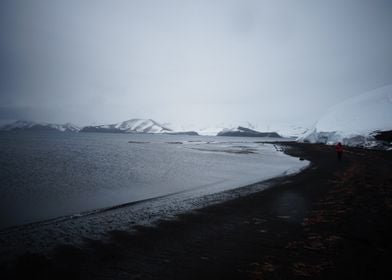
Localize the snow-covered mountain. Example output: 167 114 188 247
0 120 80 132
217 126 281 137
298 85 392 147
81 119 172 134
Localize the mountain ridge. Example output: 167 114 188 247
80 118 172 134
1 119 303 138
0 120 80 132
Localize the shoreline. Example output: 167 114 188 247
2 142 392 279
0 138 301 231
0 142 307 264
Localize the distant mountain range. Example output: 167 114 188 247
0 120 80 132
0 119 291 138
0 119 200 135
2 83 391 146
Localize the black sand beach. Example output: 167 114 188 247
1 142 392 279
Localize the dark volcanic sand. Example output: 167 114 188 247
1 143 392 279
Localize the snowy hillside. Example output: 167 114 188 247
0 120 80 132
217 126 281 137
81 119 172 134
114 119 171 133
298 85 392 146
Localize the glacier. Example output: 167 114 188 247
298 85 392 147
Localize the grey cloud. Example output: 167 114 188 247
0 0 391 127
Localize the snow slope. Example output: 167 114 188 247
298 85 392 146
0 120 80 132
81 119 172 134
115 119 171 133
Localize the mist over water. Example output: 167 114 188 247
0 132 306 229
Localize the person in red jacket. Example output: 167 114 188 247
335 142 343 161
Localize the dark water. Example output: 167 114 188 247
0 131 304 229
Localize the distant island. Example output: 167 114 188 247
217 126 281 138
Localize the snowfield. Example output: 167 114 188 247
298 85 392 147
114 119 171 133
81 118 172 133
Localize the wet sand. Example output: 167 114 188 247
1 143 392 279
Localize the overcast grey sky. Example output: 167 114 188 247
0 0 391 128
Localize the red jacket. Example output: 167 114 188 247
335 143 343 153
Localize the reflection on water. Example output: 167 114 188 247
0 131 301 229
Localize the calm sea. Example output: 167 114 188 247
0 131 302 229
